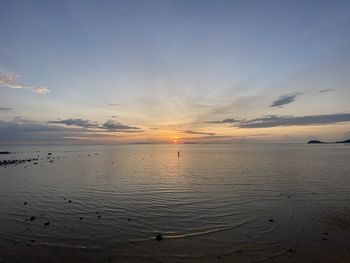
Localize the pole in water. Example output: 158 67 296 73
177 151 180 158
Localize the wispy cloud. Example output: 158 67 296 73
0 72 50 94
319 88 333 93
0 107 12 111
109 103 120 106
205 118 239 124
270 92 301 107
48 119 98 128
31 87 50 94
181 130 216 136
237 113 350 128
102 120 141 131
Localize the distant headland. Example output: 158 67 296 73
307 139 350 144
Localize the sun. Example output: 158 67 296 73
172 136 180 144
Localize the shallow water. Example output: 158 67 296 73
0 144 350 262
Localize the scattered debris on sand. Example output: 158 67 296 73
0 158 39 167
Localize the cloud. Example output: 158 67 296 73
109 103 120 106
270 92 301 107
48 119 98 128
319 88 333 93
0 72 50 95
48 118 142 132
237 113 350 128
31 87 50 94
205 118 239 124
0 118 142 143
0 118 90 143
181 130 216 136
102 120 142 132
0 107 12 111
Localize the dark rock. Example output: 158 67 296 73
24 201 27 205
44 221 50 226
79 217 83 220
308 140 323 144
268 219 274 222
289 249 294 253
30 216 36 221
68 200 72 203
308 139 350 144
48 153 52 155
155 234 163 241
0 151 11 154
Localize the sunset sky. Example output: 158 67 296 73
1 0 350 144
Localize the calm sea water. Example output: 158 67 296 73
0 144 350 263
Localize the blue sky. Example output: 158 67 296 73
1 0 350 144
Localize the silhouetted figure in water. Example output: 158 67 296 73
178 151 180 158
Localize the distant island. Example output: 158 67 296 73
308 139 350 144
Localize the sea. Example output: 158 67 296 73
0 144 350 263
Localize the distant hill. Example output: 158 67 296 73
307 139 350 144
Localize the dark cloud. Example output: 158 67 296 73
237 113 350 128
48 118 142 132
0 118 143 143
319 89 333 93
270 92 301 108
0 119 90 143
102 120 142 132
181 130 216 136
48 119 98 128
205 118 239 124
0 107 12 111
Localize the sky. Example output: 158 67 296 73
1 0 350 144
